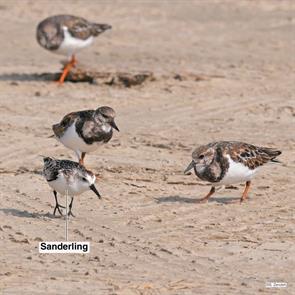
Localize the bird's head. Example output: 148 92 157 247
184 145 215 175
78 169 101 199
95 106 119 131
36 21 63 50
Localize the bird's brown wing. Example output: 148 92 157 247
65 17 94 40
228 142 281 170
64 16 111 39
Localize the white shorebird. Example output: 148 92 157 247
43 157 101 217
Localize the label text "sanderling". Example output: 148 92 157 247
39 241 90 253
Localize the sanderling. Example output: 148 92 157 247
184 141 281 203
52 106 119 165
43 157 101 217
36 14 111 83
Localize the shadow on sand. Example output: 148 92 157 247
0 73 59 82
0 70 160 86
0 208 57 219
155 195 241 204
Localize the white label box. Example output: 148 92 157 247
39 241 90 253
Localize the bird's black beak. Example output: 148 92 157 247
90 184 101 199
184 161 195 175
110 120 119 132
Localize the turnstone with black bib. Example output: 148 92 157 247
184 141 281 203
52 106 119 165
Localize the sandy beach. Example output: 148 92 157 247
0 0 294 294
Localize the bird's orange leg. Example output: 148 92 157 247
240 181 251 203
79 152 86 166
197 186 215 203
58 54 77 84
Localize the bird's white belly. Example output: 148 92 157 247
55 27 94 56
217 156 258 185
48 174 88 196
58 122 101 153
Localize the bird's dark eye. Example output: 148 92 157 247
199 155 204 159
82 177 87 182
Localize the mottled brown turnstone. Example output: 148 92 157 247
184 141 281 203
36 15 111 83
43 157 101 217
52 106 119 165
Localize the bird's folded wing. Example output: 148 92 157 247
66 18 94 40
230 144 281 170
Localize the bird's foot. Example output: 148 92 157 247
53 203 65 216
67 209 75 218
195 198 209 204
239 197 248 204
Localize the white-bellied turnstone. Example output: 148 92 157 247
36 14 111 83
43 157 101 217
184 141 281 203
52 106 119 165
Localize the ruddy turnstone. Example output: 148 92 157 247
52 106 119 165
36 15 111 83
184 141 281 203
43 157 101 217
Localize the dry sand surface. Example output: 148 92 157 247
0 0 295 294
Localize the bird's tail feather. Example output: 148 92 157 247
92 23 112 36
261 148 282 162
